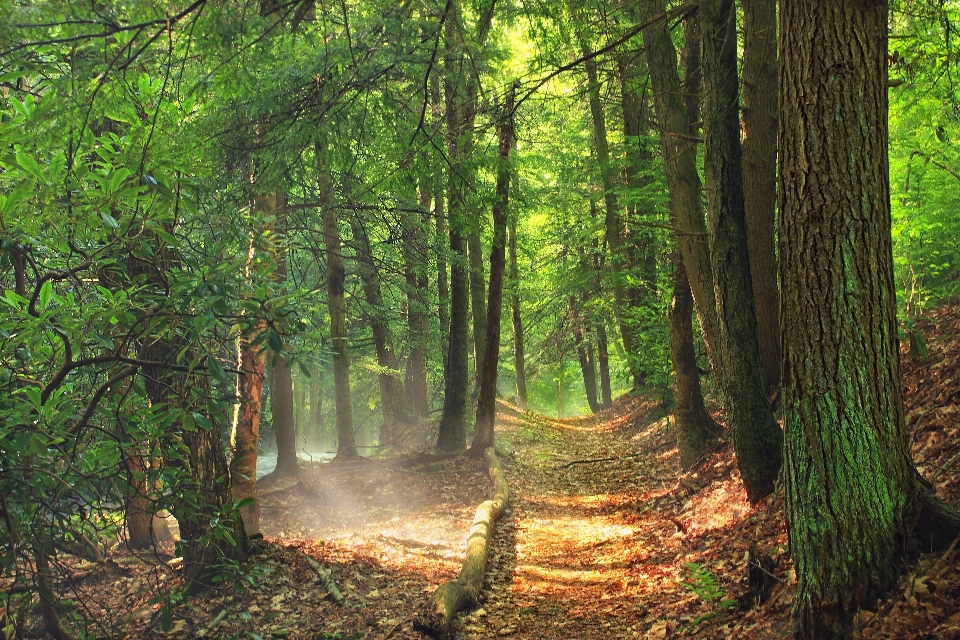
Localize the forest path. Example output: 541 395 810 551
252 395 784 640
454 396 753 639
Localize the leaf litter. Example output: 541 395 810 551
9 307 960 638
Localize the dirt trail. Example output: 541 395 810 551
456 399 773 640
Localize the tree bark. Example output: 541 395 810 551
669 252 721 468
640 0 722 374
700 0 782 502
269 354 299 475
741 0 781 392
596 321 613 409
780 2 960 637
508 215 527 410
468 229 487 386
433 74 451 372
318 142 358 459
309 363 322 450
436 1 472 452
231 338 265 533
470 86 514 454
572 298 600 414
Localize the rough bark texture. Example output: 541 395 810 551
582 51 643 388
701 0 782 503
741 0 781 392
669 253 721 468
309 364 322 449
508 216 527 410
231 339 265 533
779 2 958 637
640 0 721 374
436 1 472 453
415 448 509 638
348 211 406 442
318 148 358 459
471 90 513 454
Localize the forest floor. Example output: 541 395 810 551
12 307 960 639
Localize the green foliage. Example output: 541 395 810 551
680 562 738 631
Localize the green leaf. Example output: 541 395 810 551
100 211 119 229
108 168 131 193
38 280 52 310
298 361 312 378
208 356 227 383
268 329 283 353
15 152 44 182
195 414 214 431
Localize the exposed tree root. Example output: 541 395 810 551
414 447 509 639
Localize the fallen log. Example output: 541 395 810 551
413 447 509 639
303 554 345 606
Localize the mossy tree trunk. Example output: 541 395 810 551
780 2 960 637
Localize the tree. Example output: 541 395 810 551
508 214 528 410
780 1 960 636
741 0 781 392
700 0 782 501
472 86 515 452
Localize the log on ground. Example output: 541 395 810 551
413 447 509 638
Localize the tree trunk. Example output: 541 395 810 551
405 186 431 419
700 0 782 502
436 4 472 452
310 363 322 450
269 354 299 475
582 50 643 388
596 321 613 409
318 142 358 459
508 215 527 410
741 0 781 392
468 229 487 386
780 2 960 636
572 299 600 414
433 74 451 371
348 210 406 443
231 339 265 533
669 252 721 468
470 86 514 454
640 0 722 374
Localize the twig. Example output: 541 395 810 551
554 452 645 470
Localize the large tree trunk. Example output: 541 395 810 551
436 3 472 452
780 3 960 637
640 0 722 374
318 143 358 459
231 339 265 533
405 186 431 419
701 0 782 502
508 215 527 410
741 0 781 392
348 210 406 443
581 50 643 388
470 86 514 454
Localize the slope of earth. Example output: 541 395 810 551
10 305 960 639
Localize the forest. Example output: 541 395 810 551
3 0 960 638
